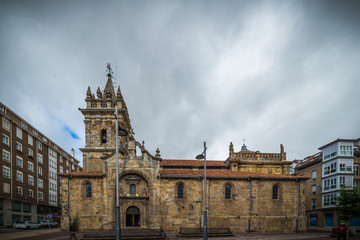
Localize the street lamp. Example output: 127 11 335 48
115 107 128 240
196 142 207 240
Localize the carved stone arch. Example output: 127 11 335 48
121 202 148 228
118 171 150 197
118 170 151 186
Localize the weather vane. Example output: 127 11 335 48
106 63 114 78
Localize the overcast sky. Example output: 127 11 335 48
1 0 360 166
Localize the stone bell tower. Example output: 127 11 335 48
79 63 134 171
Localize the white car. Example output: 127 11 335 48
15 221 41 229
40 220 58 228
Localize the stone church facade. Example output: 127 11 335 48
59 71 308 233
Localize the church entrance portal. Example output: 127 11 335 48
126 206 140 227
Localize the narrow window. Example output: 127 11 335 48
86 182 92 197
101 129 107 143
272 185 278 199
177 183 184 199
130 184 136 195
225 184 231 199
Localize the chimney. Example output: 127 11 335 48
71 148 75 157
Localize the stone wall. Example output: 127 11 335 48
159 178 307 233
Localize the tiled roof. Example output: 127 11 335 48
160 169 308 180
161 159 227 166
58 170 104 177
294 152 322 169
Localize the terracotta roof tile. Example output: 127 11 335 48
161 159 227 166
160 169 307 180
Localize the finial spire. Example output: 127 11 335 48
155 148 161 158
96 87 102 98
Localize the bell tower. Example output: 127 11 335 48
79 63 133 171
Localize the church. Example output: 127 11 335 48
59 67 308 233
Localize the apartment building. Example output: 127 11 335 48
294 138 360 228
0 102 82 227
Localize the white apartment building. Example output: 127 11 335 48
319 139 357 208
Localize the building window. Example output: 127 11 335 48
16 142 22 152
16 156 23 168
21 121 27 128
272 185 278 200
3 166 10 178
354 180 359 188
225 184 232 199
2 134 9 146
130 184 136 195
38 166 42 176
340 145 352 156
16 186 23 196
3 182 10 193
37 142 42 151
28 190 34 198
28 175 34 186
340 176 346 188
312 185 316 196
38 192 43 201
2 118 10 131
312 171 316 181
16 127 22 139
86 182 92 197
354 165 359 176
177 183 184 199
28 135 33 146
38 179 43 188
28 162 34 172
59 166 63 173
340 164 345 171
330 178 337 189
330 163 337 173
2 149 10 162
37 153 43 164
16 171 23 182
101 129 107 143
28 148 33 157
59 156 63 163
312 199 316 210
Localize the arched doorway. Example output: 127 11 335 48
126 206 140 227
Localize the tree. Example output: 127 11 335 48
335 187 360 225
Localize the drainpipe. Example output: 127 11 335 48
296 179 300 233
68 175 72 224
10 120 13 200
199 176 203 231
248 177 252 232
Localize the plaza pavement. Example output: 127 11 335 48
0 228 359 240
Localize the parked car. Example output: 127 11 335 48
40 220 58 228
15 221 41 229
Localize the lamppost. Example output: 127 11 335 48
196 142 207 240
115 107 128 240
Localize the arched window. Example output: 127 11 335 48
86 182 92 197
225 184 231 199
101 129 107 143
177 183 184 199
272 185 278 199
130 184 136 195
